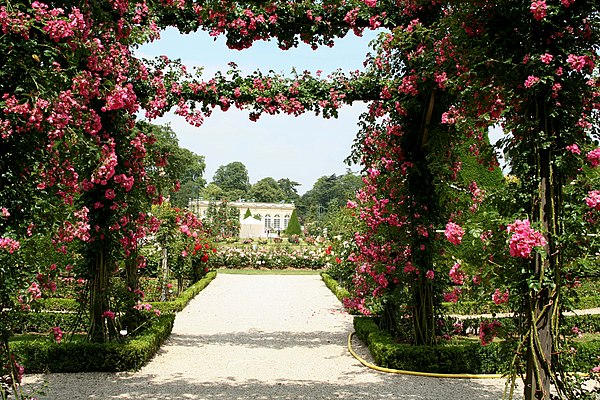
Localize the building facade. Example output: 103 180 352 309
188 200 295 233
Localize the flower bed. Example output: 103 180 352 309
208 245 329 270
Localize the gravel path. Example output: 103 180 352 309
22 274 519 399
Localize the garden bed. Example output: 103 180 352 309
10 272 217 373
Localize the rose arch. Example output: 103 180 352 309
0 1 598 400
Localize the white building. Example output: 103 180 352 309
188 200 295 234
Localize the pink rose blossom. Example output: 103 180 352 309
524 75 540 88
587 148 600 167
52 326 63 343
530 0 547 21
102 310 116 320
445 222 464 246
540 53 554 64
585 191 600 210
567 54 591 72
480 320 502 346
492 288 509 305
449 263 467 285
507 219 546 258
565 144 580 154
425 270 435 280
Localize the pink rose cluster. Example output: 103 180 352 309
492 288 509 305
449 263 467 285
52 326 63 343
444 222 464 246
587 148 600 167
585 190 600 211
507 219 546 258
530 0 547 21
479 320 502 346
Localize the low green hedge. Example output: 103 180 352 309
11 311 85 334
446 313 600 336
354 316 600 374
11 272 217 333
354 317 509 374
150 271 216 313
321 272 351 303
11 314 175 372
443 296 600 315
572 296 600 310
36 298 79 312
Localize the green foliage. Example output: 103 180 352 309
248 177 285 203
212 161 250 200
11 312 84 335
150 271 216 313
284 209 302 235
296 172 363 226
354 317 510 374
277 178 301 203
200 183 225 201
320 272 351 303
243 208 252 219
11 314 175 373
136 122 206 209
354 317 600 374
204 201 240 239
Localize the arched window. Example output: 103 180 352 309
264 214 271 232
273 214 281 230
283 215 290 229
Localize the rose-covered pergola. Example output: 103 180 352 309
1 1 598 399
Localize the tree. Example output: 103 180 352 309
249 177 285 203
297 172 363 224
212 161 250 199
285 209 302 235
204 202 240 239
277 178 301 203
137 122 206 209
201 183 224 201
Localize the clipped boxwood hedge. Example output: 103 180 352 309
443 296 600 315
12 272 217 333
12 314 175 372
320 272 351 303
354 316 600 374
10 271 217 373
37 298 79 312
150 271 216 313
354 317 510 374
11 311 85 334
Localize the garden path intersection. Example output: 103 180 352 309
23 275 518 399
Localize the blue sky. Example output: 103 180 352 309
137 29 381 194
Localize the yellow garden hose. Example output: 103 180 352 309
347 332 504 379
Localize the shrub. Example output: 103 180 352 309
355 316 600 374
150 271 216 313
287 235 300 244
11 311 85 334
354 317 510 374
321 272 351 303
285 210 302 235
11 314 175 372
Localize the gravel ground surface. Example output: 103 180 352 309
22 274 521 399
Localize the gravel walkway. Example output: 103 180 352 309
22 274 519 399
